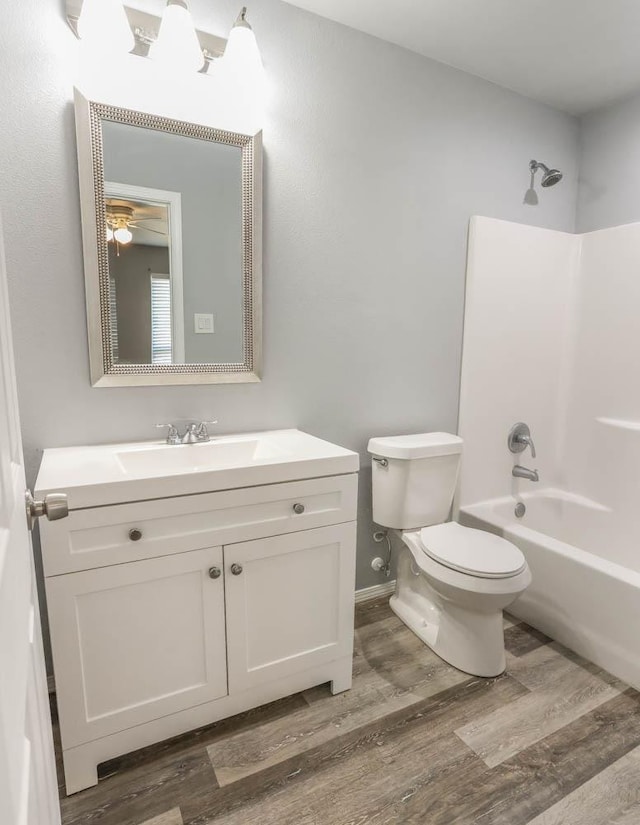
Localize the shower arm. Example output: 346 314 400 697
529 160 549 176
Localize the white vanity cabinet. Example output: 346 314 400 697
225 524 356 693
46 547 229 745
36 430 359 795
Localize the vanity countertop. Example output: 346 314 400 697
35 429 359 510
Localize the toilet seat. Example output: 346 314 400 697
419 522 526 579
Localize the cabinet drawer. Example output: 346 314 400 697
41 474 358 576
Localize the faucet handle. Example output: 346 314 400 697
156 423 180 444
508 422 536 459
196 420 218 440
527 435 536 459
517 431 536 459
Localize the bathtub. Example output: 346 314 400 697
459 488 640 690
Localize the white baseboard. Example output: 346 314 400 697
355 581 396 604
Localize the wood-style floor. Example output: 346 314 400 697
55 597 640 825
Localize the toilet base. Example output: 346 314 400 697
389 590 506 678
389 538 520 678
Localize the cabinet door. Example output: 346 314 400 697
225 523 356 693
47 548 227 748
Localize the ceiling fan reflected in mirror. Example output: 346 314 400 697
105 199 169 253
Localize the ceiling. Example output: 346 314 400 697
283 0 640 115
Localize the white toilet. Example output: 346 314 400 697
367 432 531 677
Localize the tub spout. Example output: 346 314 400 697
513 465 539 482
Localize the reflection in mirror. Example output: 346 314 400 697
74 90 262 386
105 185 182 365
101 121 244 367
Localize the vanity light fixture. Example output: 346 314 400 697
222 7 265 88
68 2 263 82
77 0 135 54
149 0 205 74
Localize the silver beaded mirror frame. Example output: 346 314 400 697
74 89 262 387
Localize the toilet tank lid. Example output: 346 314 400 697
367 432 463 460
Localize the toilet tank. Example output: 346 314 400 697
367 433 463 530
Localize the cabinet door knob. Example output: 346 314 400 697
293 503 305 515
128 528 143 542
230 563 243 576
208 566 221 579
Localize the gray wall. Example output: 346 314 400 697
1 0 579 592
577 91 640 232
103 120 244 363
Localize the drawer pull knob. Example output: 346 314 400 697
231 563 243 576
128 528 143 542
208 566 221 580
293 503 305 515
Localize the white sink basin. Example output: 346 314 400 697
35 429 359 510
116 437 286 476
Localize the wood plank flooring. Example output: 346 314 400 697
55 598 640 825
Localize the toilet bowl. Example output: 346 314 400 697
368 432 531 678
392 524 531 676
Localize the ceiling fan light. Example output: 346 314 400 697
106 225 114 241
114 227 133 244
149 0 204 73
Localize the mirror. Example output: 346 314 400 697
74 90 262 386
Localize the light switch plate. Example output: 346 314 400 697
194 313 214 334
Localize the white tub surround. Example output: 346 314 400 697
458 217 640 691
36 430 358 794
458 216 580 509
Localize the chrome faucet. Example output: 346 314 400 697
508 423 539 482
156 420 218 445
181 421 217 444
512 465 539 482
508 422 536 458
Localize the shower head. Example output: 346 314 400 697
541 168 563 187
530 159 563 188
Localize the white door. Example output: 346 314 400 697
0 215 61 823
225 522 357 692
47 547 228 748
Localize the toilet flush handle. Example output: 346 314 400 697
372 456 388 468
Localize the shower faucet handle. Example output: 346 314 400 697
508 422 536 459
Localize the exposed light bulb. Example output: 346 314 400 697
77 0 135 54
106 225 114 241
114 227 133 244
149 0 204 74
